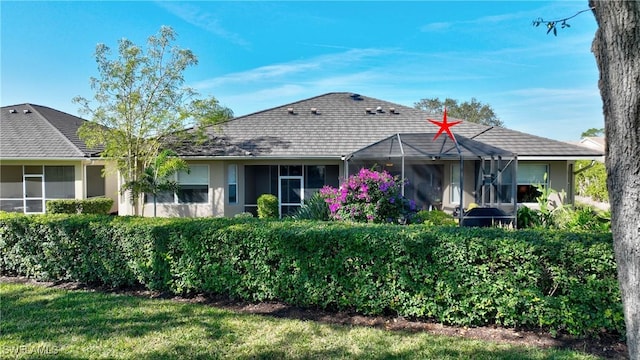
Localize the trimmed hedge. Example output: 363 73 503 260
46 198 114 214
0 213 623 337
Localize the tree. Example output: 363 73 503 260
120 149 189 217
590 2 640 358
414 97 504 127
581 127 604 138
74 26 233 214
535 4 639 356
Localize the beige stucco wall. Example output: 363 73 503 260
142 159 341 218
139 161 223 218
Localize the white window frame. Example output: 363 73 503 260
228 164 237 204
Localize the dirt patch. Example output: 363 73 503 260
1 276 628 359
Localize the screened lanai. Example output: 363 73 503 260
345 133 518 225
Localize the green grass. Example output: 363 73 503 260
0 283 601 360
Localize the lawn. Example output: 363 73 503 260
0 282 602 360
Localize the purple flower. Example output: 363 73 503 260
379 181 391 192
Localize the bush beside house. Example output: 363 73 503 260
45 198 114 215
0 213 623 337
257 194 279 219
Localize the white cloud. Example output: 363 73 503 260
157 2 250 47
193 48 392 91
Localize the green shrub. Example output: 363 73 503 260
82 198 114 214
517 206 541 229
46 200 79 214
292 192 329 220
46 198 114 215
553 206 611 232
575 160 608 202
0 214 623 337
414 210 457 226
257 194 279 219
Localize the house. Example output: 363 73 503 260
578 136 606 162
124 92 604 218
0 104 118 213
1 95 603 219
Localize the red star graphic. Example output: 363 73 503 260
428 107 462 142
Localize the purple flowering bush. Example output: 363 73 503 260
320 168 416 224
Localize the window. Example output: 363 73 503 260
177 165 208 203
86 165 106 198
304 165 339 200
228 164 237 204
517 164 548 203
0 166 23 199
243 165 278 215
450 163 461 204
0 166 24 212
494 163 548 203
280 165 302 176
144 165 209 204
45 166 75 199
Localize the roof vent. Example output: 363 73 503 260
376 106 383 113
287 107 295 114
9 109 17 114
350 93 362 100
365 108 374 114
310 107 320 115
23 109 31 114
389 107 397 114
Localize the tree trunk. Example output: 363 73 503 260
590 1 640 358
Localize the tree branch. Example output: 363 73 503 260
532 7 594 36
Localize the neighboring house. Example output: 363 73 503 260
128 92 604 218
0 104 118 214
578 136 606 162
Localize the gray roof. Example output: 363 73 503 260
175 92 604 159
350 133 515 160
1 104 101 159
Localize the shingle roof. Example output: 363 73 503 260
0 104 101 159
350 133 515 160
176 92 605 159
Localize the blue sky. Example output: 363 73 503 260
1 1 601 141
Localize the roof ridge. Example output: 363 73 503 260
191 92 349 131
26 104 87 158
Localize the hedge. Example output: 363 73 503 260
0 213 624 337
46 197 114 214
